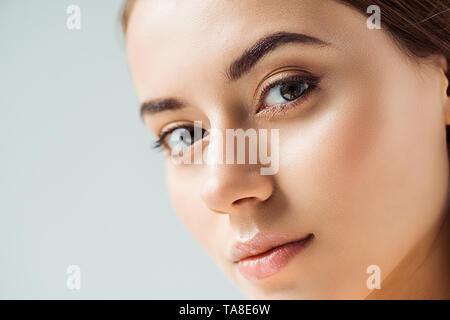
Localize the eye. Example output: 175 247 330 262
153 124 208 153
256 74 320 114
266 81 309 106
167 127 194 150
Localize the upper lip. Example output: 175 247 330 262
230 232 313 262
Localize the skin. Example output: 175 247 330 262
125 0 450 299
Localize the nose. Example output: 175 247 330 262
200 163 274 215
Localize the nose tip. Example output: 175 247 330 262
200 166 274 215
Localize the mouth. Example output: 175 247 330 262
231 233 314 281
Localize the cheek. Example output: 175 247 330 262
277 67 448 295
165 166 227 259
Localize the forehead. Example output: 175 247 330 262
126 0 365 100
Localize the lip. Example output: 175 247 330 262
231 233 314 281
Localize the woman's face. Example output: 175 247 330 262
126 0 450 298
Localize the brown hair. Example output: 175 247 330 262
121 0 449 86
120 0 450 144
339 0 449 95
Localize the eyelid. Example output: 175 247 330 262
153 121 193 151
254 71 321 114
153 122 208 153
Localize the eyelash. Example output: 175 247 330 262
152 73 321 152
152 124 190 151
255 73 320 117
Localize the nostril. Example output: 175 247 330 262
232 197 258 206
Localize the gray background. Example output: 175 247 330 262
0 0 245 299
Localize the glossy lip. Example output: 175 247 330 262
231 232 314 262
231 233 314 280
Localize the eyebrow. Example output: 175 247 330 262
226 31 328 81
140 97 183 117
140 31 328 117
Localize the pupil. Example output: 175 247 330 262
182 127 205 144
169 127 208 150
280 81 305 101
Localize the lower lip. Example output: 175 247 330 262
237 235 313 281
